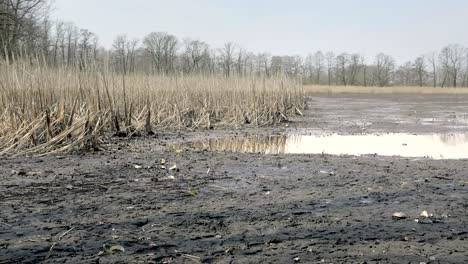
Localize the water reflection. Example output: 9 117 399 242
181 133 468 159
187 135 288 154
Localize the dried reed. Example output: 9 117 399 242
0 60 304 155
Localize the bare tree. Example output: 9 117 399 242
113 34 138 74
183 39 209 73
439 44 465 87
325 51 335 85
335 53 348 85
51 20 65 65
360 56 368 86
348 53 360 85
314 51 324 84
77 29 96 69
0 0 49 56
413 56 426 87
220 42 235 77
427 52 438 87
235 47 246 76
303 53 314 83
143 32 178 74
374 53 395 87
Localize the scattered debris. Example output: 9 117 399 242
99 245 125 256
181 253 201 262
169 164 178 171
392 212 407 219
134 165 142 169
319 170 335 176
420 210 433 218
434 175 453 180
188 189 199 196
415 218 433 224
160 159 166 165
109 245 125 253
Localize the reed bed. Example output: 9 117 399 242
0 61 304 156
305 85 468 94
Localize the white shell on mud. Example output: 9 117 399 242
420 210 432 217
392 212 407 219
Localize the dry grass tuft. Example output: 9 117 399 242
0 61 304 156
305 85 468 94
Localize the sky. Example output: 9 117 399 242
51 0 468 64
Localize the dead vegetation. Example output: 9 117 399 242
0 60 304 156
305 85 468 94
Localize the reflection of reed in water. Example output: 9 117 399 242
189 135 288 154
437 133 468 146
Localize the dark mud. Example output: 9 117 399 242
1 94 468 263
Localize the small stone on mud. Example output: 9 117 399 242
134 165 143 169
420 210 432 218
319 170 335 176
415 218 433 224
169 164 178 171
167 175 175 180
66 184 73 190
392 212 407 219
294 257 301 262
160 159 166 165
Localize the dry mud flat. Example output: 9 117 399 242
1 94 468 264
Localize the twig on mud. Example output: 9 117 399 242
46 243 57 259
433 175 454 180
59 227 75 240
181 253 201 263
0 221 12 227
46 227 75 259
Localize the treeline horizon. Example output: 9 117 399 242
1 0 468 87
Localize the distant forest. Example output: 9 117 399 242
1 0 468 87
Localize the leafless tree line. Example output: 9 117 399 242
1 0 468 87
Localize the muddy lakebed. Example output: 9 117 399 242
1 94 468 263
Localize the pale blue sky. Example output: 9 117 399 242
52 0 468 63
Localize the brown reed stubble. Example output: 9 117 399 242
0 61 304 156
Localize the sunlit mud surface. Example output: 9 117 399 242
178 133 468 159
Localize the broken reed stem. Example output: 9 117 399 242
0 60 304 155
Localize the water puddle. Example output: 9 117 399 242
178 133 468 159
419 113 468 125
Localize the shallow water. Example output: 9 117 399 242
180 133 468 159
